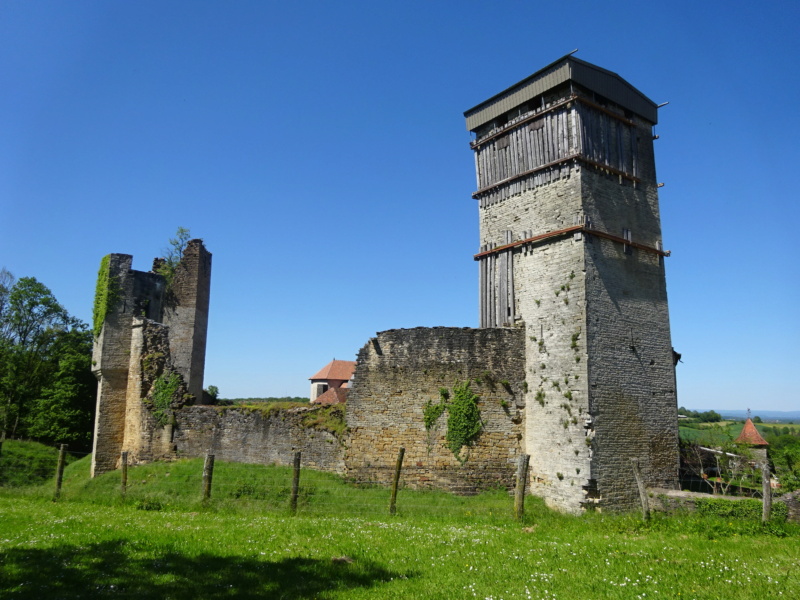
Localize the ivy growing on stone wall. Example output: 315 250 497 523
444 381 483 462
150 372 181 427
422 388 449 431
92 254 120 338
422 382 483 462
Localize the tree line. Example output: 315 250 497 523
677 407 723 422
0 268 95 455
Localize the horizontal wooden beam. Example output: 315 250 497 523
473 225 670 260
471 155 639 199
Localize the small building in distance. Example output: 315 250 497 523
313 387 348 405
735 417 769 465
309 359 355 403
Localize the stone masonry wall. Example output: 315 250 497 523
162 240 212 402
172 405 345 473
582 116 679 510
91 254 138 476
476 102 678 512
480 174 593 513
345 327 526 492
91 241 211 477
123 318 185 466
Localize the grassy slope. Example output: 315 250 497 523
0 440 79 487
1 456 799 599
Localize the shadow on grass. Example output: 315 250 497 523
0 540 407 599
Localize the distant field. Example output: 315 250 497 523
680 421 800 445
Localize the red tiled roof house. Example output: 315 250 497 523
309 359 355 403
734 417 770 470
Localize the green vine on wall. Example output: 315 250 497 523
423 388 449 431
445 381 483 462
422 382 483 463
150 372 181 427
92 254 121 338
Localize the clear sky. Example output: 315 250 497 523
1 1 798 411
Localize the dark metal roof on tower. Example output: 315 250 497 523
464 53 658 131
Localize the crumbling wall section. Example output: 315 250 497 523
162 240 212 402
345 327 526 492
172 405 346 473
91 255 147 475
123 318 189 465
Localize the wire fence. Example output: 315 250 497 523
0 443 534 522
0 442 782 523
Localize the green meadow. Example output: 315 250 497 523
0 444 798 599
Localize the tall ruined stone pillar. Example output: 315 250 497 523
465 55 679 512
162 240 212 402
90 254 136 477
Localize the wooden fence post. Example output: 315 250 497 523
389 447 405 515
53 444 67 501
290 452 301 513
762 462 772 523
631 458 650 521
120 451 128 498
202 453 215 501
514 454 530 520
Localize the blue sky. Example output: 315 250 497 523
1 1 798 411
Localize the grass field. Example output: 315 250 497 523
1 452 799 599
0 440 81 487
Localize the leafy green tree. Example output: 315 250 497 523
698 410 722 423
1 275 71 441
0 272 95 452
26 328 95 451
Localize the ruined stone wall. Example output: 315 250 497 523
649 488 799 524
122 318 183 466
345 327 526 492
162 240 211 401
172 405 345 473
91 255 150 476
91 242 211 477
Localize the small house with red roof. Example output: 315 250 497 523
735 418 769 447
735 417 769 466
309 359 356 403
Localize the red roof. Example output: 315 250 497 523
312 387 348 405
735 419 769 446
309 359 355 382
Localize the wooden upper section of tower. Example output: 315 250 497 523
464 54 658 133
463 55 660 207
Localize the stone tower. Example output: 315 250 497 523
90 240 211 476
465 55 679 511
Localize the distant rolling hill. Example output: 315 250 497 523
690 409 800 422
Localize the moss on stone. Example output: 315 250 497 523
92 255 120 338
